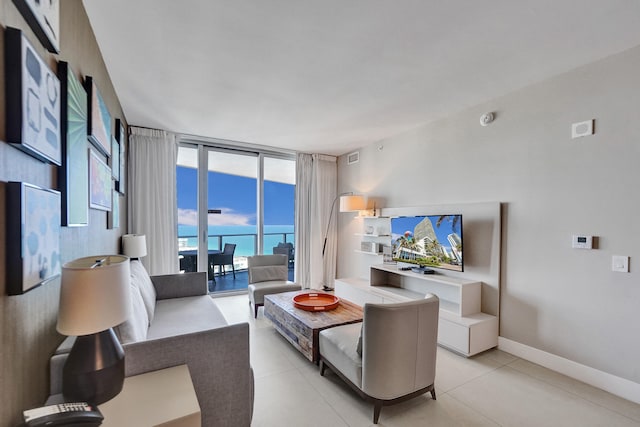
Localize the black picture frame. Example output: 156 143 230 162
6 182 61 295
85 76 111 157
5 27 61 165
115 119 126 195
58 61 89 227
12 0 60 53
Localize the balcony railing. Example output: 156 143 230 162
178 232 294 274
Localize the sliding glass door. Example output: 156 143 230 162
263 157 296 271
177 142 295 293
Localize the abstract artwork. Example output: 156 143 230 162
6 182 61 295
111 136 120 181
89 149 112 211
58 61 88 226
85 76 111 157
12 0 60 53
115 119 126 195
5 27 61 165
108 190 120 229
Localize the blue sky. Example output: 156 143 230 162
177 167 294 226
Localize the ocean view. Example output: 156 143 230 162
178 224 294 256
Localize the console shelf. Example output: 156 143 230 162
335 265 498 357
370 264 480 316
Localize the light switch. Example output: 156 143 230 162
612 255 629 273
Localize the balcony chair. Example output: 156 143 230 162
272 242 294 268
318 295 439 424
247 254 300 318
209 243 236 280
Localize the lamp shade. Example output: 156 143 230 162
339 195 366 212
57 255 131 336
122 234 147 258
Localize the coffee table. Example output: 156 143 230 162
264 290 363 363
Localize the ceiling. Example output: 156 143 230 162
83 1 640 156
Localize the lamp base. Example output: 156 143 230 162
63 328 125 404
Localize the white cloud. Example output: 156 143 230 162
178 208 254 226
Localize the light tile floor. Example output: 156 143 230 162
213 294 640 426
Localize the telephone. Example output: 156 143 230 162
23 402 103 426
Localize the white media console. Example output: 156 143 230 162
335 264 498 356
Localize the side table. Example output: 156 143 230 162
47 364 200 427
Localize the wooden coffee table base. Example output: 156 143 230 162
264 291 363 363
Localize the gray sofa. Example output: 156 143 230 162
50 260 253 427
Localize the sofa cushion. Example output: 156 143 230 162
130 260 156 324
146 295 228 340
116 285 149 344
249 265 287 283
319 323 363 388
356 326 363 357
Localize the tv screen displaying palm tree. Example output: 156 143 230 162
390 214 463 272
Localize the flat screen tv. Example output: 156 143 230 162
390 214 463 272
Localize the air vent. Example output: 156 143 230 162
347 151 359 165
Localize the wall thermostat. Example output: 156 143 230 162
572 235 593 249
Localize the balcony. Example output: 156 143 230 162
178 231 294 293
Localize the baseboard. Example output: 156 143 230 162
498 337 640 404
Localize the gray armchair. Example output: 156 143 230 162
247 254 300 318
319 295 439 424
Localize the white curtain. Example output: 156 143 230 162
295 153 337 289
128 126 179 275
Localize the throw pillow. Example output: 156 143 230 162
115 285 148 344
130 260 156 325
356 325 363 357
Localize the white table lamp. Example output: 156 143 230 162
122 234 147 259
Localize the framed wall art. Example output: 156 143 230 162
58 61 88 226
108 190 120 229
115 119 126 195
5 27 61 165
85 76 111 157
89 149 112 211
12 0 60 53
6 182 61 295
111 136 120 181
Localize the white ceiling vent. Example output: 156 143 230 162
347 151 360 165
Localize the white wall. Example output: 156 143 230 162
336 44 640 386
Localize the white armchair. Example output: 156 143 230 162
319 295 439 424
247 255 300 318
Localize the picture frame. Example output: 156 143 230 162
5 27 61 165
111 136 120 181
115 119 126 195
85 76 111 157
12 0 60 53
107 190 120 229
6 182 61 295
58 61 89 226
89 149 112 211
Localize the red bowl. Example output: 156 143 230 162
292 293 340 311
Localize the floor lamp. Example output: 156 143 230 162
322 193 365 290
